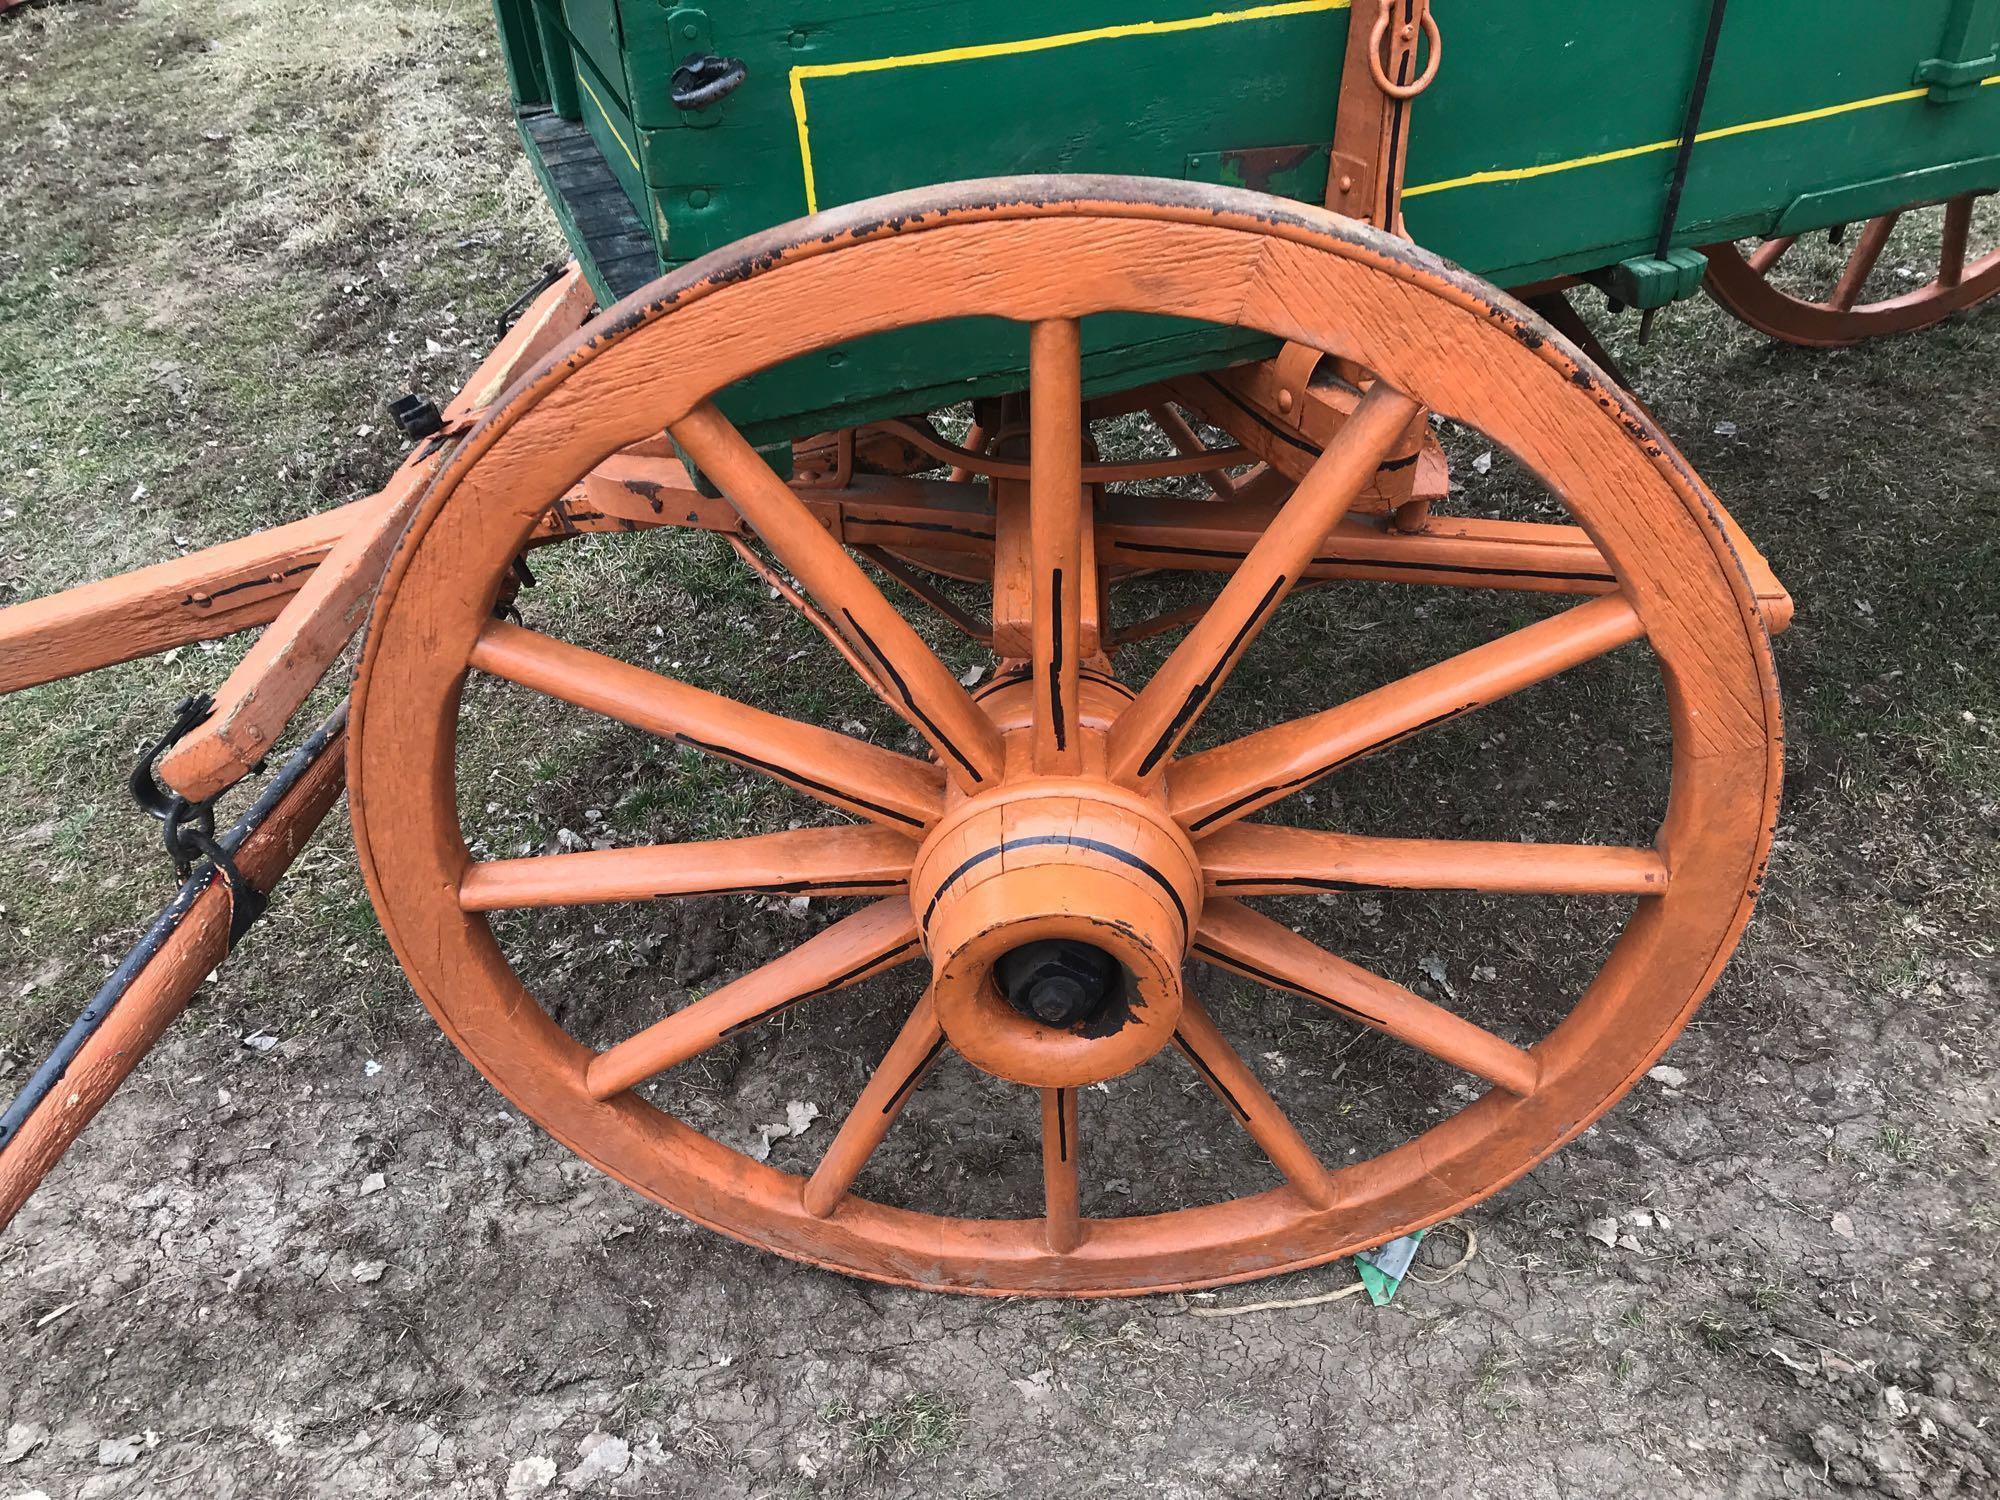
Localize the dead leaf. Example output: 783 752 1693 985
750 1100 821 1161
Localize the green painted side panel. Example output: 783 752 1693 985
733 319 1277 447
557 0 630 113
501 0 2000 436
491 0 550 109
1403 0 2000 285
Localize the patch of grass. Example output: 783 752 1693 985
1876 1123 1920 1165
1691 1312 1748 1355
0 0 564 1052
822 1392 966 1465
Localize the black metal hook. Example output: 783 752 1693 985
670 53 747 111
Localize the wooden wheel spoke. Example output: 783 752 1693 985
1174 992 1337 1208
1107 381 1421 782
1040 1087 1081 1252
470 620 944 831
1029 318 1087 773
1829 213 1900 311
1195 899 1539 1095
1939 195 1973 290
802 992 947 1217
1170 591 1644 833
458 825 915 912
1747 235 1798 276
1148 402 1238 499
671 401 1004 792
585 899 919 1098
1199 824 1669 897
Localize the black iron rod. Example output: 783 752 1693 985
0 701 348 1150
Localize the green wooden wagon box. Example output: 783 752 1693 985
491 0 1999 437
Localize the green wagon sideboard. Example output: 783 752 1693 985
491 0 2000 438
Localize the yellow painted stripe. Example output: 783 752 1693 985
1407 72 2000 199
789 0 1352 213
577 69 642 179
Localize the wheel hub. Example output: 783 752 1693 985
910 763 1203 1088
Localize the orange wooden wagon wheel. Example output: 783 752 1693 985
350 178 1782 1296
1704 191 2000 347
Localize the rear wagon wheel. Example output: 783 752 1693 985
350 177 1782 1296
1704 192 2000 347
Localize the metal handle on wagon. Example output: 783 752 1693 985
1368 0 1441 100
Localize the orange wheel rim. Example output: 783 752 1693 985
1705 193 2000 348
349 178 1782 1296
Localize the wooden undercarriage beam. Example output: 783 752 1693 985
563 457 1792 632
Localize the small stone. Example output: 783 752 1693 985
562 1431 631 1490
1647 1065 1688 1089
506 1455 558 1497
358 1173 386 1197
1585 1216 1619 1248
1010 1370 1055 1404
98 1436 143 1467
352 1259 388 1283
1830 1212 1855 1241
2 1423 48 1464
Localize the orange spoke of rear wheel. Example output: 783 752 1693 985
458 825 916 912
1107 381 1421 784
586 899 920 1098
1170 591 1644 834
802 991 947 1217
1748 235 1798 276
1829 213 1900 311
671 400 1005 792
470 620 944 832
1198 824 1668 897
1195 899 1539 1095
1040 1087 1081 1252
1173 991 1337 1209
1148 402 1237 500
1029 318 1086 773
1939 195 1973 290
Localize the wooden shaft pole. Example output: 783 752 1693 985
0 718 349 1232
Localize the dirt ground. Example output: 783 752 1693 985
3 0 1998 1496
